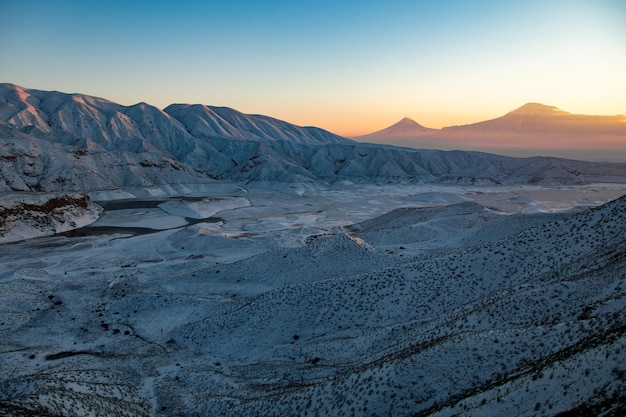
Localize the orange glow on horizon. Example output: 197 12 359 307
295 106 626 138
288 112 496 138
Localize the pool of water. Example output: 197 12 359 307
63 198 222 237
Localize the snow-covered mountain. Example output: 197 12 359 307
356 103 626 161
163 103 349 144
2 84 626 194
2 83 626 416
0 83 349 148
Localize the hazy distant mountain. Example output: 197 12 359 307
441 102 626 139
2 84 626 193
356 116 436 139
356 103 626 161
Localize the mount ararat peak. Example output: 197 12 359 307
506 102 567 116
356 116 435 139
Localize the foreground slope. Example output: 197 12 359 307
0 191 624 416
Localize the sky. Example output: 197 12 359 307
1 0 625 136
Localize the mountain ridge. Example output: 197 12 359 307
2 84 626 193
0 83 350 147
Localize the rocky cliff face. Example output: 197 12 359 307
0 193 102 243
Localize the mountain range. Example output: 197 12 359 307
1 83 626 416
1 83 626 194
356 103 626 161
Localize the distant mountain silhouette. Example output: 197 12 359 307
355 103 626 160
506 102 566 115
442 103 625 135
356 117 436 139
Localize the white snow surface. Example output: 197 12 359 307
157 196 250 219
1 183 625 416
91 208 188 230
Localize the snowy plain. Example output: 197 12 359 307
1 181 625 416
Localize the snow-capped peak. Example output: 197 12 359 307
507 102 568 116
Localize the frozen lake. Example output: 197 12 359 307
72 182 626 243
67 195 249 237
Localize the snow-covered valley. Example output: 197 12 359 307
1 183 625 416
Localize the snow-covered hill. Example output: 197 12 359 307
0 186 623 416
0 193 101 243
2 84 626 194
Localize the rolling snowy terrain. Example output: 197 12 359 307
1 84 626 416
1 182 625 416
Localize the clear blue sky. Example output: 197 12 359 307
1 0 625 135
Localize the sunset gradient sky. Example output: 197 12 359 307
1 0 625 136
